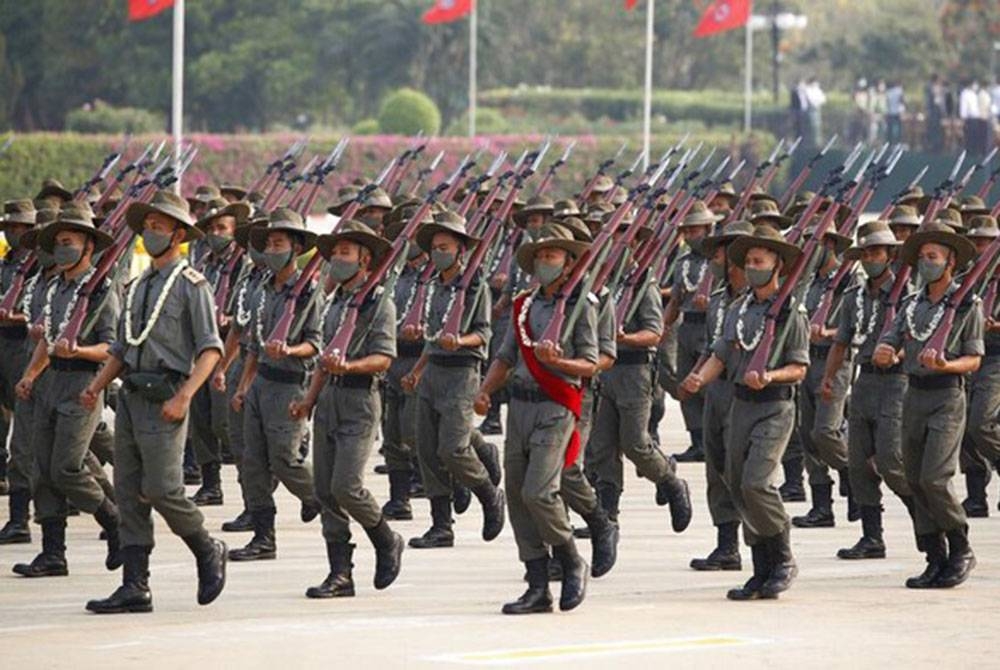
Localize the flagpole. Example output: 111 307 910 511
468 1 477 138
743 14 752 133
171 0 185 193
642 0 654 171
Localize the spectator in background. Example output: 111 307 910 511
870 80 888 144
924 73 946 153
886 81 906 146
991 78 1000 122
850 78 872 144
960 80 989 157
804 77 827 147
790 79 809 142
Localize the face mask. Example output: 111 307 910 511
327 258 359 283
5 231 21 249
249 246 268 268
917 258 947 284
687 237 704 255
861 260 888 279
142 230 173 258
264 250 292 274
746 266 775 289
709 260 726 282
534 260 565 287
526 228 543 242
431 250 456 272
207 234 233 255
36 248 57 269
406 244 423 261
53 244 83 268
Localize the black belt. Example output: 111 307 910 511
683 311 707 324
908 374 962 391
397 340 424 358
734 384 794 403
985 342 1000 358
0 324 27 340
859 362 904 376
429 355 479 369
329 374 376 390
257 364 306 386
616 350 654 365
809 344 832 359
50 358 100 372
510 385 552 403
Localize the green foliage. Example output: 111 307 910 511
377 88 442 136
64 100 164 134
445 107 508 135
352 118 381 135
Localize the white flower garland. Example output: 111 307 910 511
235 270 270 329
43 267 96 347
320 285 350 338
20 272 40 318
736 295 765 351
515 289 538 348
124 260 187 347
851 288 881 347
424 280 458 342
710 293 727 345
905 296 946 343
681 255 707 294
394 277 418 329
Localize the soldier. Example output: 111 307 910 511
401 211 505 549
82 189 227 613
292 219 404 598
874 222 982 589
959 215 1000 516
684 220 753 572
187 197 251 506
475 226 598 614
822 221 915 559
589 220 693 533
12 203 122 577
583 175 615 208
326 185 393 236
681 225 809 600
664 201 723 463
228 208 323 561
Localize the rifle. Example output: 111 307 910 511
777 134 838 210
976 149 1000 199
441 152 479 217
784 143 865 246
579 141 627 201
533 140 576 197
383 134 427 196
248 138 307 205
93 140 159 213
761 135 802 191
410 150 445 197
727 138 785 222
456 151 506 218
879 164 929 218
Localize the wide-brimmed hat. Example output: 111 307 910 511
590 175 615 195
37 202 114 253
844 220 901 260
748 187 780 208
728 224 802 276
2 199 37 227
804 224 853 256
384 201 435 241
415 210 480 253
327 184 393 217
680 201 724 228
749 200 793 230
899 221 976 269
186 184 222 209
512 195 554 227
36 178 73 203
249 208 317 254
126 190 202 242
701 220 754 257
610 186 628 207
234 215 268 249
195 197 252 230
317 218 392 266
785 191 817 219
550 216 593 242
963 214 1000 240
958 194 990 218
18 209 60 250
615 218 653 243
932 207 965 231
713 181 738 202
896 186 924 207
552 199 580 219
515 224 591 276
220 184 248 202
887 204 922 228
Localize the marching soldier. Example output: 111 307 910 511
681 225 810 600
326 184 394 236
874 221 982 589
82 189 227 613
228 208 323 561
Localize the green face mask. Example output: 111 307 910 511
917 258 946 284
36 248 57 269
533 259 565 287
142 230 173 258
861 260 888 279
53 244 84 268
406 244 423 261
264 250 293 274
326 258 359 283
709 259 726 282
207 233 233 255
249 246 268 268
746 266 775 288
431 250 456 272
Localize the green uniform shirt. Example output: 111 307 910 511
322 284 397 362
834 274 895 366
423 268 491 360
712 292 810 385
246 270 323 373
45 271 119 349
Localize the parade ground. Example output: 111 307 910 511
1 401 996 670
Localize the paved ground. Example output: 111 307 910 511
2 402 998 669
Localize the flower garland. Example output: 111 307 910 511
710 294 727 345
735 295 765 351
851 288 881 347
515 289 538 348
905 295 946 343
423 280 458 342
124 260 187 347
235 270 269 329
20 272 41 318
43 267 97 347
680 255 706 294
320 285 350 338
394 277 418 329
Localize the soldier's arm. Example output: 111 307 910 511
476 359 512 405
18 337 50 387
459 283 491 348
822 342 849 385
681 353 725 395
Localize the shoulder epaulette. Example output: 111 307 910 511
182 267 207 285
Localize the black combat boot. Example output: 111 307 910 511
409 496 455 548
962 470 989 518
838 468 860 522
181 530 227 605
595 482 621 525
13 519 68 577
503 556 553 614
306 542 355 598
471 431 502 486
94 498 123 570
837 505 886 559
905 533 948 589
727 542 770 601
792 483 835 528
582 506 619 578
673 429 704 463
300 498 322 523
221 508 254 532
365 517 404 590
779 455 806 502
382 470 414 521
0 489 31 544
473 482 506 542
85 546 153 614
759 526 797 598
655 476 693 532
934 525 976 588
189 461 223 506
453 485 472 514
551 538 588 611
228 507 276 561
691 521 742 571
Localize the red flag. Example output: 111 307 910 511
128 0 174 22
693 0 751 38
624 0 640 9
422 0 473 25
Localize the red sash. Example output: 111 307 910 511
512 292 584 468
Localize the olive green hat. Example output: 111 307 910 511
843 220 901 260
512 195 554 227
964 214 1000 240
887 204 922 228
36 179 74 203
899 221 976 269
415 210 479 254
316 218 392 265
701 220 754 258
37 202 114 254
18 208 61 250
1 200 37 227
186 184 223 208
126 189 202 242
249 207 317 254
680 201 724 228
550 216 593 242
195 197 252 230
327 185 393 217
515 224 591 277
728 224 802 276
749 200 793 230
932 207 965 231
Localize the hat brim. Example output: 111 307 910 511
899 230 976 269
249 225 318 254
37 220 114 254
512 205 554 228
728 236 802 276
805 231 853 256
234 220 267 249
515 238 591 277
1 214 36 227
680 212 723 228
126 202 202 242
220 186 248 201
37 185 74 202
701 232 750 258
843 235 900 261
751 213 794 230
195 202 252 230
316 230 391 266
415 222 479 254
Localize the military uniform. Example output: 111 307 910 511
670 249 710 454
960 312 1000 515
0 243 33 490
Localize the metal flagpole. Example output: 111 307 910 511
642 0 654 171
744 16 753 132
171 0 185 193
468 0 477 138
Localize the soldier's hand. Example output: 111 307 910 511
29 323 45 342
53 338 77 359
820 375 835 402
918 348 947 371
79 385 99 410
535 339 562 364
809 323 824 343
231 390 246 414
439 333 461 351
401 372 420 393
743 370 771 390
872 344 896 368
987 317 1000 333
692 294 709 311
265 339 290 360
161 392 191 423
15 377 33 401
320 352 351 375
679 372 702 399
401 323 424 341
211 370 226 393
218 314 231 330
489 273 508 291
288 398 313 421
473 391 491 416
